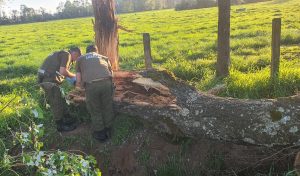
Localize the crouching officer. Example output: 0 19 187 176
75 45 114 142
38 47 81 132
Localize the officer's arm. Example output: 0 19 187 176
59 52 76 78
59 67 75 78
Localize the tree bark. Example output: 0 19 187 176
68 70 300 147
92 0 119 70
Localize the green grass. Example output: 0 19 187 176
111 114 142 145
0 0 299 100
156 154 201 176
222 66 300 99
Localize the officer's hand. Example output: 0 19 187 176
75 86 84 92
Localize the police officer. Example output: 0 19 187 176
75 45 114 142
38 47 81 132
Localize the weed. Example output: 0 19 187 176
111 114 142 145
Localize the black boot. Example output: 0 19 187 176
93 129 109 142
105 127 112 138
56 119 77 132
63 114 78 125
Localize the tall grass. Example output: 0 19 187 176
222 66 300 99
0 0 299 102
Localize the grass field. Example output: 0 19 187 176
0 0 300 99
0 0 299 174
0 0 299 101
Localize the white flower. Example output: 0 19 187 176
26 160 34 166
21 132 29 143
36 151 44 162
21 132 29 138
53 170 57 174
31 109 39 118
37 124 43 128
34 128 39 133
60 156 65 160
47 169 54 176
22 138 29 143
81 160 89 167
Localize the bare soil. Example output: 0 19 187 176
68 71 176 108
48 121 298 176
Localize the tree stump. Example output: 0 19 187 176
92 0 119 70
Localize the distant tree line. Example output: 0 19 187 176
175 0 272 11
175 0 216 11
0 0 184 25
115 0 182 13
0 0 273 25
0 0 93 25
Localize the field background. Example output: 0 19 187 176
0 0 300 124
0 0 300 100
0 0 299 174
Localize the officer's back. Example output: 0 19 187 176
76 50 112 86
75 45 114 142
39 50 70 83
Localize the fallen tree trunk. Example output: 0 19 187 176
68 70 300 147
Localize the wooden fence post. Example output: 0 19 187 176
271 18 281 79
216 0 231 77
143 33 153 70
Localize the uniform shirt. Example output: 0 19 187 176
76 52 112 85
40 50 71 83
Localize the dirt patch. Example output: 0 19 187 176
48 119 298 176
110 144 139 175
68 71 176 108
60 122 91 136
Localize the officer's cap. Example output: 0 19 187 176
86 45 98 53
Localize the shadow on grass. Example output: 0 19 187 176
0 51 30 58
0 77 36 94
82 39 94 44
0 65 37 79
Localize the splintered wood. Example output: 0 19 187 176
68 71 176 108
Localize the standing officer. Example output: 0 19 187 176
75 45 114 142
38 47 81 132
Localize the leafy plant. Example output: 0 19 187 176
0 96 102 176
